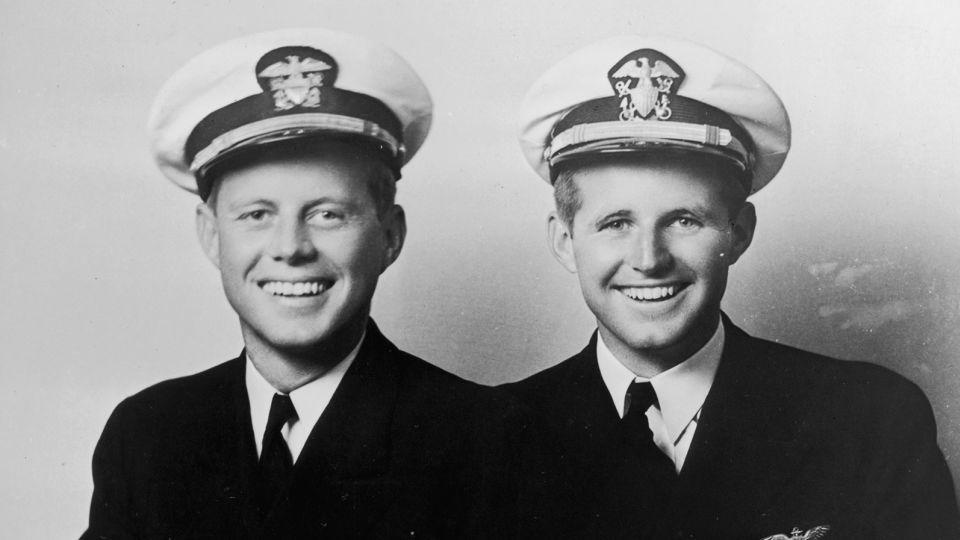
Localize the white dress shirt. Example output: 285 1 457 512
596 323 724 472
245 334 364 463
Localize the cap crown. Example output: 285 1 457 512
148 28 433 195
518 35 790 193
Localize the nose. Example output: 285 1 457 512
627 227 672 274
267 215 318 264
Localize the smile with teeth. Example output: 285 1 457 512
260 281 329 297
618 285 684 302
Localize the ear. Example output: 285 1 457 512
380 204 407 272
547 212 578 273
195 203 221 269
725 201 756 265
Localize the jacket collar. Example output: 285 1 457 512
671 313 812 514
557 333 625 443
250 319 404 531
595 322 724 443
244 331 363 462
289 319 400 480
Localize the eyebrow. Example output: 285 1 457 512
225 198 276 212
687 203 718 214
677 204 727 221
306 196 354 206
590 204 728 226
304 197 364 215
592 209 632 226
225 196 360 211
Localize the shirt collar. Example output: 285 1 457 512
596 321 724 443
245 331 365 453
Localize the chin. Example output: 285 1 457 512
265 311 369 353
265 330 334 352
623 327 686 352
604 313 696 351
241 315 334 351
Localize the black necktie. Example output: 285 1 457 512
623 381 677 484
258 393 298 508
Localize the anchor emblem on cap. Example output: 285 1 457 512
608 49 684 121
256 46 339 111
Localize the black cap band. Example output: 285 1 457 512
186 87 403 168
552 94 750 144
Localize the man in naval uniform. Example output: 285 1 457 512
82 28 516 539
506 36 960 539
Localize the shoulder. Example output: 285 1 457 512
106 358 241 426
751 334 924 397
382 340 485 396
361 321 482 394
498 346 596 419
734 331 934 428
372 337 525 455
368 334 501 421
503 343 591 391
91 357 244 471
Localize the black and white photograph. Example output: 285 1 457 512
2 1 959 538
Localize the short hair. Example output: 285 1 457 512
552 151 750 229
552 166 582 230
202 137 397 220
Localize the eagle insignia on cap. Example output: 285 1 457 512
256 46 339 111
608 49 684 121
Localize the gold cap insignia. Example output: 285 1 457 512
607 49 684 121
256 46 338 111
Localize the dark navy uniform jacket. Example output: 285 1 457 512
83 321 521 539
504 315 960 539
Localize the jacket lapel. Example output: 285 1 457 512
184 355 262 537
671 316 811 526
555 336 681 537
263 322 402 535
295 322 399 480
556 335 624 452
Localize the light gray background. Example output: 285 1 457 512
2 0 959 536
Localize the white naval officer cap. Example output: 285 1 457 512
518 35 790 193
148 28 433 200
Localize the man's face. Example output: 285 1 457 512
196 144 404 357
548 156 755 365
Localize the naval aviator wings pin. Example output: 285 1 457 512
256 46 339 111
607 49 684 122
761 525 831 540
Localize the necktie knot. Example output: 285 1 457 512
261 393 297 464
265 393 298 435
625 380 659 417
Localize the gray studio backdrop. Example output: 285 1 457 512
1 0 958 537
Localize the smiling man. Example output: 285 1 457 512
82 29 515 538
506 36 960 539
